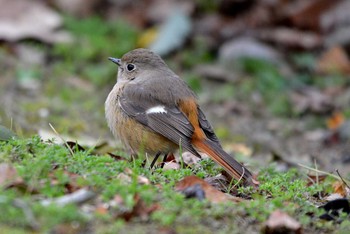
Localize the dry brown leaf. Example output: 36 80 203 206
44 169 84 194
119 194 160 222
333 181 349 198
95 204 109 215
0 163 24 188
0 0 71 43
283 0 338 31
175 175 243 203
306 174 327 186
327 112 345 130
264 210 302 234
316 46 350 75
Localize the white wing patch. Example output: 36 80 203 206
146 105 167 114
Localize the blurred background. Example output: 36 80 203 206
0 0 349 174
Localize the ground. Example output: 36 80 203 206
1 1 350 233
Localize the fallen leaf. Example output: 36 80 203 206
119 194 160 222
283 0 338 31
327 112 345 130
0 0 72 43
97 194 124 213
175 175 243 203
306 174 327 186
264 210 302 234
316 46 350 75
0 163 24 188
332 181 349 198
95 204 109 216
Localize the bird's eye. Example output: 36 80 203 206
126 63 136 72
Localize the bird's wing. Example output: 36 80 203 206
118 87 200 157
197 107 221 146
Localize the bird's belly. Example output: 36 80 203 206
115 110 178 156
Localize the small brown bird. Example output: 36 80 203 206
105 48 254 186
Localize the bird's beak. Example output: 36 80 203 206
108 57 121 66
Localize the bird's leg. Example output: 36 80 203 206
149 152 162 169
160 153 169 168
141 159 147 168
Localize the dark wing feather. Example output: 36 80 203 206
118 94 200 157
197 107 221 146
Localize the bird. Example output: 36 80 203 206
105 48 254 186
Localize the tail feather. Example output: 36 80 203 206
193 139 253 186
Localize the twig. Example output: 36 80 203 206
314 159 322 199
314 159 319 186
228 167 245 193
13 199 40 230
336 169 350 190
41 188 95 207
233 167 245 188
178 139 185 169
49 123 74 156
298 163 350 184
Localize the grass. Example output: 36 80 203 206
0 136 349 233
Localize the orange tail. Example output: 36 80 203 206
193 139 253 186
